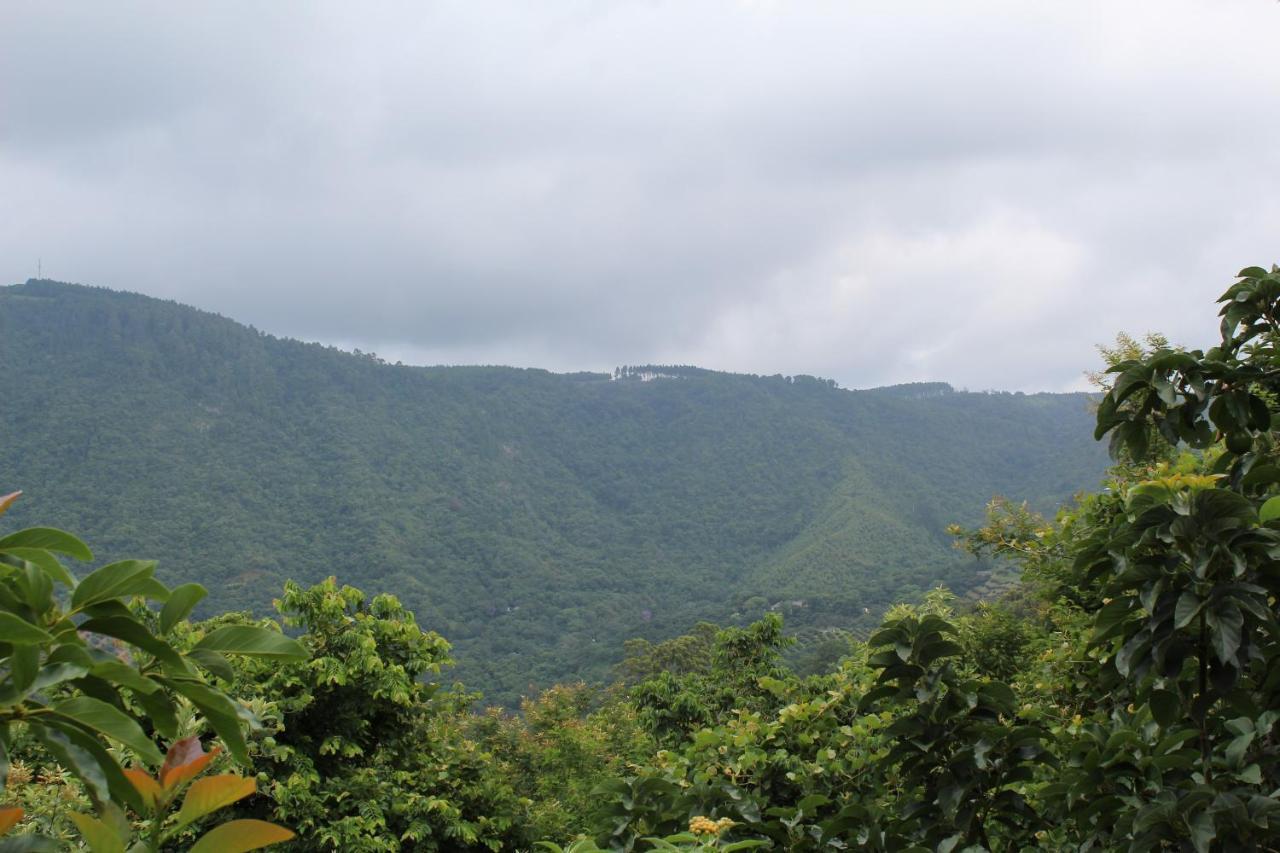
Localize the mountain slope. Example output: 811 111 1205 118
0 280 1109 703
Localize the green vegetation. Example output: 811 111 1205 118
0 490 302 851
0 279 1106 704
8 264 1280 850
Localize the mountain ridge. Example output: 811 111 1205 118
0 278 1109 704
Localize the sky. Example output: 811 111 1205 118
3 1 1278 392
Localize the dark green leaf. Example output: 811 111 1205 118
70 561 158 610
193 626 307 661
52 696 164 766
160 583 207 635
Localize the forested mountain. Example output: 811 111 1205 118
0 279 1108 703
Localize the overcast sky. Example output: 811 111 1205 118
3 1 1278 391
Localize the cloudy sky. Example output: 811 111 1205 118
3 1 1278 391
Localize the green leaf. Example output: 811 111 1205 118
188 819 294 853
1260 496 1280 524
159 678 249 763
70 561 158 610
52 697 164 766
186 649 235 683
0 548 74 587
1174 590 1205 629
193 626 307 661
89 660 161 695
0 528 92 562
67 813 125 853
0 613 53 646
76 617 188 672
28 722 111 808
160 583 207 635
40 720 145 814
1209 601 1245 665
1236 763 1263 784
1149 689 1181 727
133 690 179 741
1238 266 1268 278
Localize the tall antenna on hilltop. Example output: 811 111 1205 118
37 258 41 279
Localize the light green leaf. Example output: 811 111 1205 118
0 613 53 645
67 813 125 853
1260 496 1280 524
0 528 92 562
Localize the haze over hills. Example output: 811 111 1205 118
0 279 1110 704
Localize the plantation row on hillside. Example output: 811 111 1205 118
0 279 1107 704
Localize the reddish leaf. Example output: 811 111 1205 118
0 807 23 836
0 491 20 518
124 768 163 813
160 737 221 792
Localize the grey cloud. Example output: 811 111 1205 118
3 0 1279 391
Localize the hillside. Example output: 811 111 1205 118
0 279 1109 704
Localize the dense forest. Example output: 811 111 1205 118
4 264 1280 851
0 279 1108 704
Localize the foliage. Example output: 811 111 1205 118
215 578 529 851
0 491 303 850
473 683 654 841
67 736 294 852
0 278 1108 704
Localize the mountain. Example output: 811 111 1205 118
0 279 1109 704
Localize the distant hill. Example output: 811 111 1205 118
0 279 1109 704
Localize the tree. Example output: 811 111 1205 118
218 577 529 851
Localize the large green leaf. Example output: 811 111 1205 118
0 528 92 562
71 561 159 610
0 548 74 587
76 617 188 672
52 696 164 766
0 613 53 646
193 626 307 661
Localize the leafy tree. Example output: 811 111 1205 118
217 578 528 851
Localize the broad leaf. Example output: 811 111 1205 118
160 583 207 635
0 527 92 562
193 626 307 661
175 775 256 829
66 813 125 853
0 613 53 646
188 819 295 853
53 697 164 766
159 737 220 792
71 561 158 610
